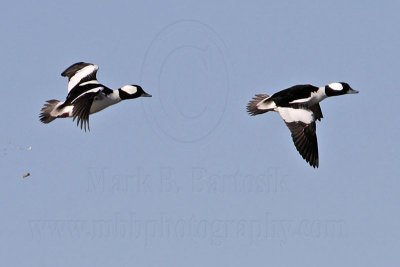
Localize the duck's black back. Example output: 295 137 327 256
271 84 319 106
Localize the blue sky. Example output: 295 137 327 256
1 0 399 266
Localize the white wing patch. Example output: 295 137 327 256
71 87 102 104
79 80 100 86
68 64 99 92
289 95 312 104
289 88 327 105
277 107 314 124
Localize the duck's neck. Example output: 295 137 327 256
109 90 122 102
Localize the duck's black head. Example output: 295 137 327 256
118 85 152 100
325 82 359 97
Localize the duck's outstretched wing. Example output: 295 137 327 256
61 62 99 92
285 121 319 168
71 91 99 132
59 62 108 108
277 106 319 168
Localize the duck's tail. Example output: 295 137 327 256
246 94 271 116
39 99 60 124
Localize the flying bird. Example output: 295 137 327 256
247 82 358 168
39 62 151 131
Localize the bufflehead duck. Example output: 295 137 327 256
247 82 358 168
39 62 151 131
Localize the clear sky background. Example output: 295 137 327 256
1 0 399 266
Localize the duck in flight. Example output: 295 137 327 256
247 82 358 168
39 62 151 131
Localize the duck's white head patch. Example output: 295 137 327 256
121 85 138 95
328 82 343 91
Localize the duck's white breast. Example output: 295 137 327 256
90 94 120 114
